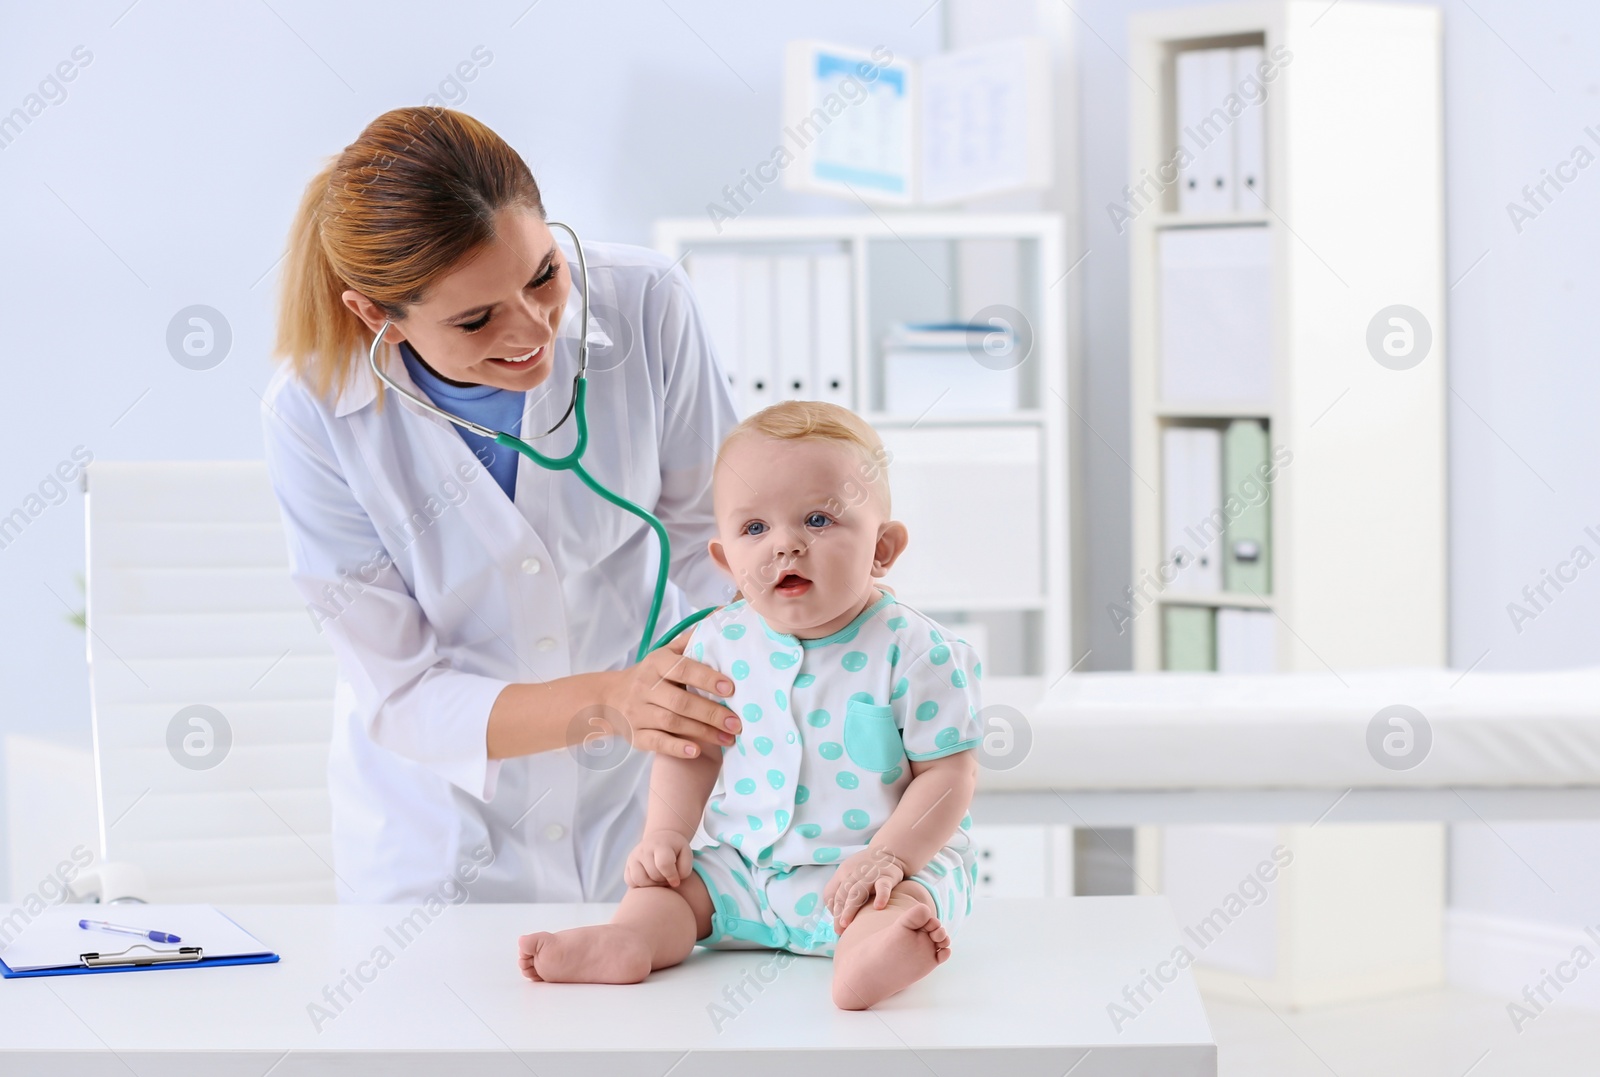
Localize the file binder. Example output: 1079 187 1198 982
1176 48 1233 214
687 252 743 403
738 255 776 415
1217 607 1275 672
1222 418 1272 593
1232 46 1266 209
1162 425 1223 593
1163 605 1215 671
812 252 855 409
0 904 278 979
774 254 814 401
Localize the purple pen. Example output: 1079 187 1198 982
79 918 182 945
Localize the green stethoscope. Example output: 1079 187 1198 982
366 220 717 665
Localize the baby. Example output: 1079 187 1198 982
518 400 983 1009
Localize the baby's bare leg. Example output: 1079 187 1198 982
830 879 952 1010
518 871 716 984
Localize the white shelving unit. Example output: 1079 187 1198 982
654 213 1072 704
1125 2 1447 1009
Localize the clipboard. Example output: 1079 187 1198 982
0 904 280 979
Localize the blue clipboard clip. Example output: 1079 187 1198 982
80 943 204 969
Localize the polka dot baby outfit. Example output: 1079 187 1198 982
684 588 982 957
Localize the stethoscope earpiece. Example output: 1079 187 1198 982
365 219 591 441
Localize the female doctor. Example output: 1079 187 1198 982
261 107 745 904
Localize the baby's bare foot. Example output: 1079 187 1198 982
831 901 951 1010
517 925 654 984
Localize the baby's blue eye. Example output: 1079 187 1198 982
744 521 767 536
806 513 830 528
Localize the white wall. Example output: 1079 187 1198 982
0 0 942 899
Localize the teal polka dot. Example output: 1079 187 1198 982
850 691 874 705
929 645 950 665
837 771 859 790
806 709 831 728
731 834 743 848
795 892 818 916
916 700 940 722
888 616 908 630
843 809 870 830
757 845 772 861
731 659 750 680
935 726 960 749
693 642 704 661
794 673 816 688
711 800 727 815
960 812 972 829
774 809 790 829
841 651 868 672
722 624 746 640
754 736 773 755
798 823 821 838
795 785 810 804
881 766 903 784
747 815 763 830
775 689 788 710
890 677 910 700
952 669 968 688
814 847 841 863
888 643 901 665
819 742 842 760
975 660 983 680
743 703 763 723
734 778 756 795
926 860 948 878
770 651 798 669
931 629 944 643
785 731 796 743
766 769 785 789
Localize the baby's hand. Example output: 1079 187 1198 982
624 830 693 889
823 846 907 931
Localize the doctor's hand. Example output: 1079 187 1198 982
603 629 741 760
624 830 693 889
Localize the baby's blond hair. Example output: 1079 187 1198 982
719 400 891 514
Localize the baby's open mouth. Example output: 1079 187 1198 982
775 571 811 596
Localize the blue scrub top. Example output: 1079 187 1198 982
399 341 524 501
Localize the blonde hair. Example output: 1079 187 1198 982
273 107 546 412
722 400 891 514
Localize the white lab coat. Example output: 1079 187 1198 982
260 237 739 904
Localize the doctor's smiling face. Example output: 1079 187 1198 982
708 432 907 640
340 206 570 392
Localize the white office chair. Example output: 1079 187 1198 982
84 461 338 902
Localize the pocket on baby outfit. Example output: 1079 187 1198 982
843 700 904 772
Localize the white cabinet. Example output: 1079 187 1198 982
968 823 1073 899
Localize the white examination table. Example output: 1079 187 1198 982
973 666 1600 825
0 899 1216 1076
